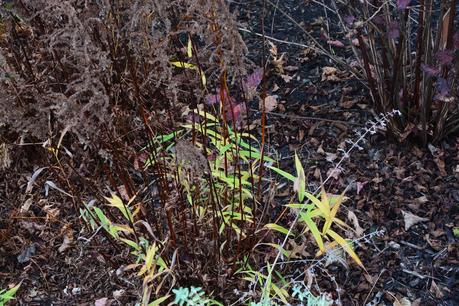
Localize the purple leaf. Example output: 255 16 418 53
186 113 202 123
397 0 411 9
436 77 450 99
388 21 400 39
206 87 231 105
327 40 345 48
206 94 219 105
436 50 454 66
344 15 355 25
421 64 441 77
225 101 246 122
245 68 263 91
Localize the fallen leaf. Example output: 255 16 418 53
393 297 411 306
356 181 367 195
347 210 364 236
434 155 447 176
327 39 345 48
325 152 337 162
327 167 342 180
429 280 444 299
287 240 311 259
17 243 37 263
402 210 429 231
59 235 73 253
260 95 278 112
19 221 45 234
397 0 411 9
59 226 74 253
95 298 110 306
26 167 47 193
321 66 340 82
280 74 293 83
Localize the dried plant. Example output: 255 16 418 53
333 0 458 145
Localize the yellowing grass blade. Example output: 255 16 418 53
300 212 324 252
139 243 158 276
294 153 306 202
323 190 346 234
327 229 363 268
187 37 193 58
264 223 293 236
320 185 330 214
304 192 328 217
105 194 133 223
170 61 195 69
199 69 207 86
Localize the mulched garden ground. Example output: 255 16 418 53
1 0 458 305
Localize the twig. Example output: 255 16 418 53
255 109 364 126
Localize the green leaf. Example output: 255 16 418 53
119 238 141 251
93 207 110 227
454 227 459 238
300 212 324 252
303 192 328 217
271 282 289 305
0 282 21 304
286 203 314 210
268 166 296 182
148 294 170 306
264 223 293 236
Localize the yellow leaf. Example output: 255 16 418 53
320 185 330 215
327 229 363 268
323 190 346 234
199 69 207 86
105 194 133 223
139 243 158 276
187 37 193 58
170 61 195 69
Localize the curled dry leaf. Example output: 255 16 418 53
347 210 364 236
321 66 340 82
59 225 74 253
402 210 429 231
